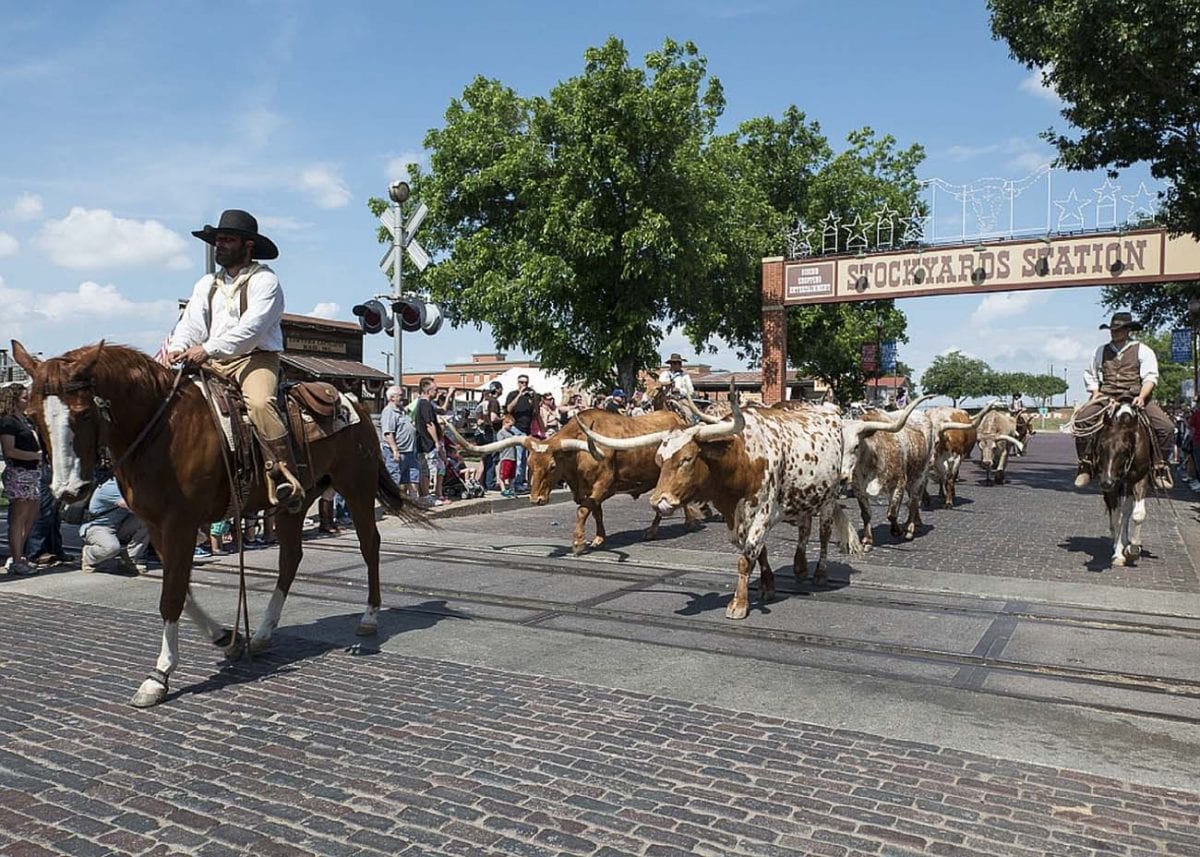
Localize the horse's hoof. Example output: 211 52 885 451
904 529 915 541
590 536 604 548
571 543 586 556
725 601 749 620
355 622 378 637
1124 545 1141 563
248 636 272 655
642 530 657 541
223 637 245 659
129 679 167 708
211 629 234 649
1112 555 1126 567
760 587 776 603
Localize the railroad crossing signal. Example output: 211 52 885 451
379 201 430 274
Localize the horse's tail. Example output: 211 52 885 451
376 459 434 527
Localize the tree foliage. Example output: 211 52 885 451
1099 281 1200 332
921 352 993 407
989 0 1200 238
374 37 924 393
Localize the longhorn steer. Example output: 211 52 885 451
849 403 934 545
925 404 995 507
446 409 703 554
580 393 921 619
978 409 1026 485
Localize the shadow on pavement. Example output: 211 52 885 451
167 600 457 702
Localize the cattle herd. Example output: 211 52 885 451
447 387 1044 620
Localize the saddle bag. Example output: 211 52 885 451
290 382 341 419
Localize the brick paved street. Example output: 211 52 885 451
453 432 1200 593
2 593 1199 857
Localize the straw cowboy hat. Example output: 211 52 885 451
667 353 686 364
192 209 279 260
1099 311 1143 331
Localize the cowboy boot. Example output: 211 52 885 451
1153 462 1174 490
262 435 305 512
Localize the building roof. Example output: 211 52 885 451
281 312 361 332
281 354 390 381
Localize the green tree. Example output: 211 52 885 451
921 352 993 407
1024 374 1069 407
1099 281 1200 332
372 37 737 393
989 0 1200 238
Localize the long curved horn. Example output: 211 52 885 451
442 421 527 455
695 385 745 440
937 400 997 437
858 393 933 437
996 434 1024 453
576 418 670 451
676 396 723 425
557 436 604 461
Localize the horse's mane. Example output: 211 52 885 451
55 343 174 397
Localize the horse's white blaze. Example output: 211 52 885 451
43 395 86 499
253 588 287 643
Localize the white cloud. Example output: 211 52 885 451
40 281 177 323
300 166 351 209
258 215 313 235
385 151 427 183
1008 150 1052 174
237 108 285 149
0 232 18 258
34 207 190 270
1043 335 1090 363
8 192 43 220
970 291 1048 325
1019 67 1061 104
308 302 339 319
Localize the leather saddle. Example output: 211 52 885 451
198 374 357 507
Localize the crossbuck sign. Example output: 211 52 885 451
378 201 430 274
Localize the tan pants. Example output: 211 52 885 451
1075 396 1173 464
209 351 287 442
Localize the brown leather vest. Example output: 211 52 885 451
1098 342 1142 397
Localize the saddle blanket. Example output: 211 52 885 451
195 379 361 452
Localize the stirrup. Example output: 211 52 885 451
1153 464 1174 490
1074 461 1092 489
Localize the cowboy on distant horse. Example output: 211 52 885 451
165 209 304 507
1074 311 1175 491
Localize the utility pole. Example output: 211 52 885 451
380 350 392 378
388 183 408 393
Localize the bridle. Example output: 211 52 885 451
41 366 187 476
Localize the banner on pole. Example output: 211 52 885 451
861 343 878 374
1171 328 1192 363
880 340 898 373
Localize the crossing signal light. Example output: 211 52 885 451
352 299 392 335
393 298 426 333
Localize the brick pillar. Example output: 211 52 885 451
761 257 787 405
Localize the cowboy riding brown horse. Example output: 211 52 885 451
12 339 423 707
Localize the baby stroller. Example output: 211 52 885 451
442 439 486 500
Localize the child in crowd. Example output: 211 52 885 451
495 414 519 497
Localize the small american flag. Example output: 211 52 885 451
153 335 172 366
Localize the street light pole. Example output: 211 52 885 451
380 350 392 378
388 181 411 393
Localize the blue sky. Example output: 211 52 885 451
0 1 1162 402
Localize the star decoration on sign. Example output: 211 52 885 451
1053 188 1088 230
900 206 926 245
820 212 842 254
784 218 812 259
1122 182 1157 224
842 212 870 253
1093 178 1121 228
874 204 897 250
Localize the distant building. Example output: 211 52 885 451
0 348 31 384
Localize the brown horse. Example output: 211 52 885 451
1090 398 1152 567
12 340 423 707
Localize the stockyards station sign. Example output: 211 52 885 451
774 227 1200 306
759 227 1200 406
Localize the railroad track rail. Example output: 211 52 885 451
177 537 1200 726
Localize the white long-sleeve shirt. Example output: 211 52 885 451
656 369 695 399
169 264 284 358
1082 340 1159 393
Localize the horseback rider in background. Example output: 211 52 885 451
166 209 304 508
1074 312 1175 491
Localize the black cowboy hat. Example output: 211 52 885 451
1099 311 1143 331
192 209 278 260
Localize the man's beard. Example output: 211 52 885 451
216 242 250 268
